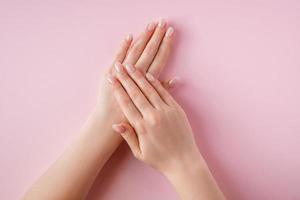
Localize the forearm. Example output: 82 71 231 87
164 152 225 200
23 110 122 200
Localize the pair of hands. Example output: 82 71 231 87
96 19 175 123
100 21 224 200
23 19 224 200
97 19 202 175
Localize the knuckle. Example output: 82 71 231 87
132 69 143 80
113 83 121 90
146 86 154 93
166 107 177 115
139 101 149 109
130 47 139 55
151 78 160 88
148 112 163 126
130 89 141 98
148 90 158 99
145 43 156 54
134 120 146 133
122 97 132 107
129 41 142 55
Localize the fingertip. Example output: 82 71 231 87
114 62 124 73
147 22 156 32
165 27 174 38
107 74 117 84
126 34 133 42
158 18 166 28
168 76 180 88
112 124 126 134
125 63 136 74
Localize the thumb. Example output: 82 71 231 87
161 76 180 90
112 123 141 159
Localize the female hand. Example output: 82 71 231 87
108 62 201 173
108 63 225 200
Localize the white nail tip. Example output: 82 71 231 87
126 34 133 41
166 27 174 37
158 18 166 27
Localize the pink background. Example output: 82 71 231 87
1 0 300 199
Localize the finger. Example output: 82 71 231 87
112 123 141 159
123 22 156 65
145 73 175 106
113 34 133 64
107 75 142 121
124 64 165 109
148 26 174 77
161 76 180 90
114 62 153 113
135 19 168 72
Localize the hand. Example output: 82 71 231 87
107 62 202 174
96 19 175 126
108 63 225 200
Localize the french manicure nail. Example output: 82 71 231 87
112 124 126 133
125 63 136 74
146 73 155 81
166 27 174 37
107 74 116 84
126 34 133 41
114 62 123 73
158 18 166 28
147 22 156 31
168 76 180 88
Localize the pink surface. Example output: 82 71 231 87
1 1 300 199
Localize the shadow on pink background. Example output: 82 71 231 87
1 0 300 199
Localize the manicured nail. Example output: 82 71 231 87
147 22 156 31
107 74 117 84
166 27 174 37
112 124 126 133
114 62 123 73
146 73 155 81
158 18 166 28
125 63 136 74
126 34 133 41
168 76 180 88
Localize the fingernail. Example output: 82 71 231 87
158 18 166 28
107 74 117 84
146 73 155 81
114 62 123 73
168 76 180 88
112 124 126 133
126 34 133 41
166 27 174 37
125 63 136 74
147 22 156 31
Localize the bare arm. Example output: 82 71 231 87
23 19 175 200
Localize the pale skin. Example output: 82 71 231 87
23 19 225 200
108 63 225 200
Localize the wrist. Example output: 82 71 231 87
78 109 123 159
80 108 121 141
162 150 208 181
162 150 225 200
